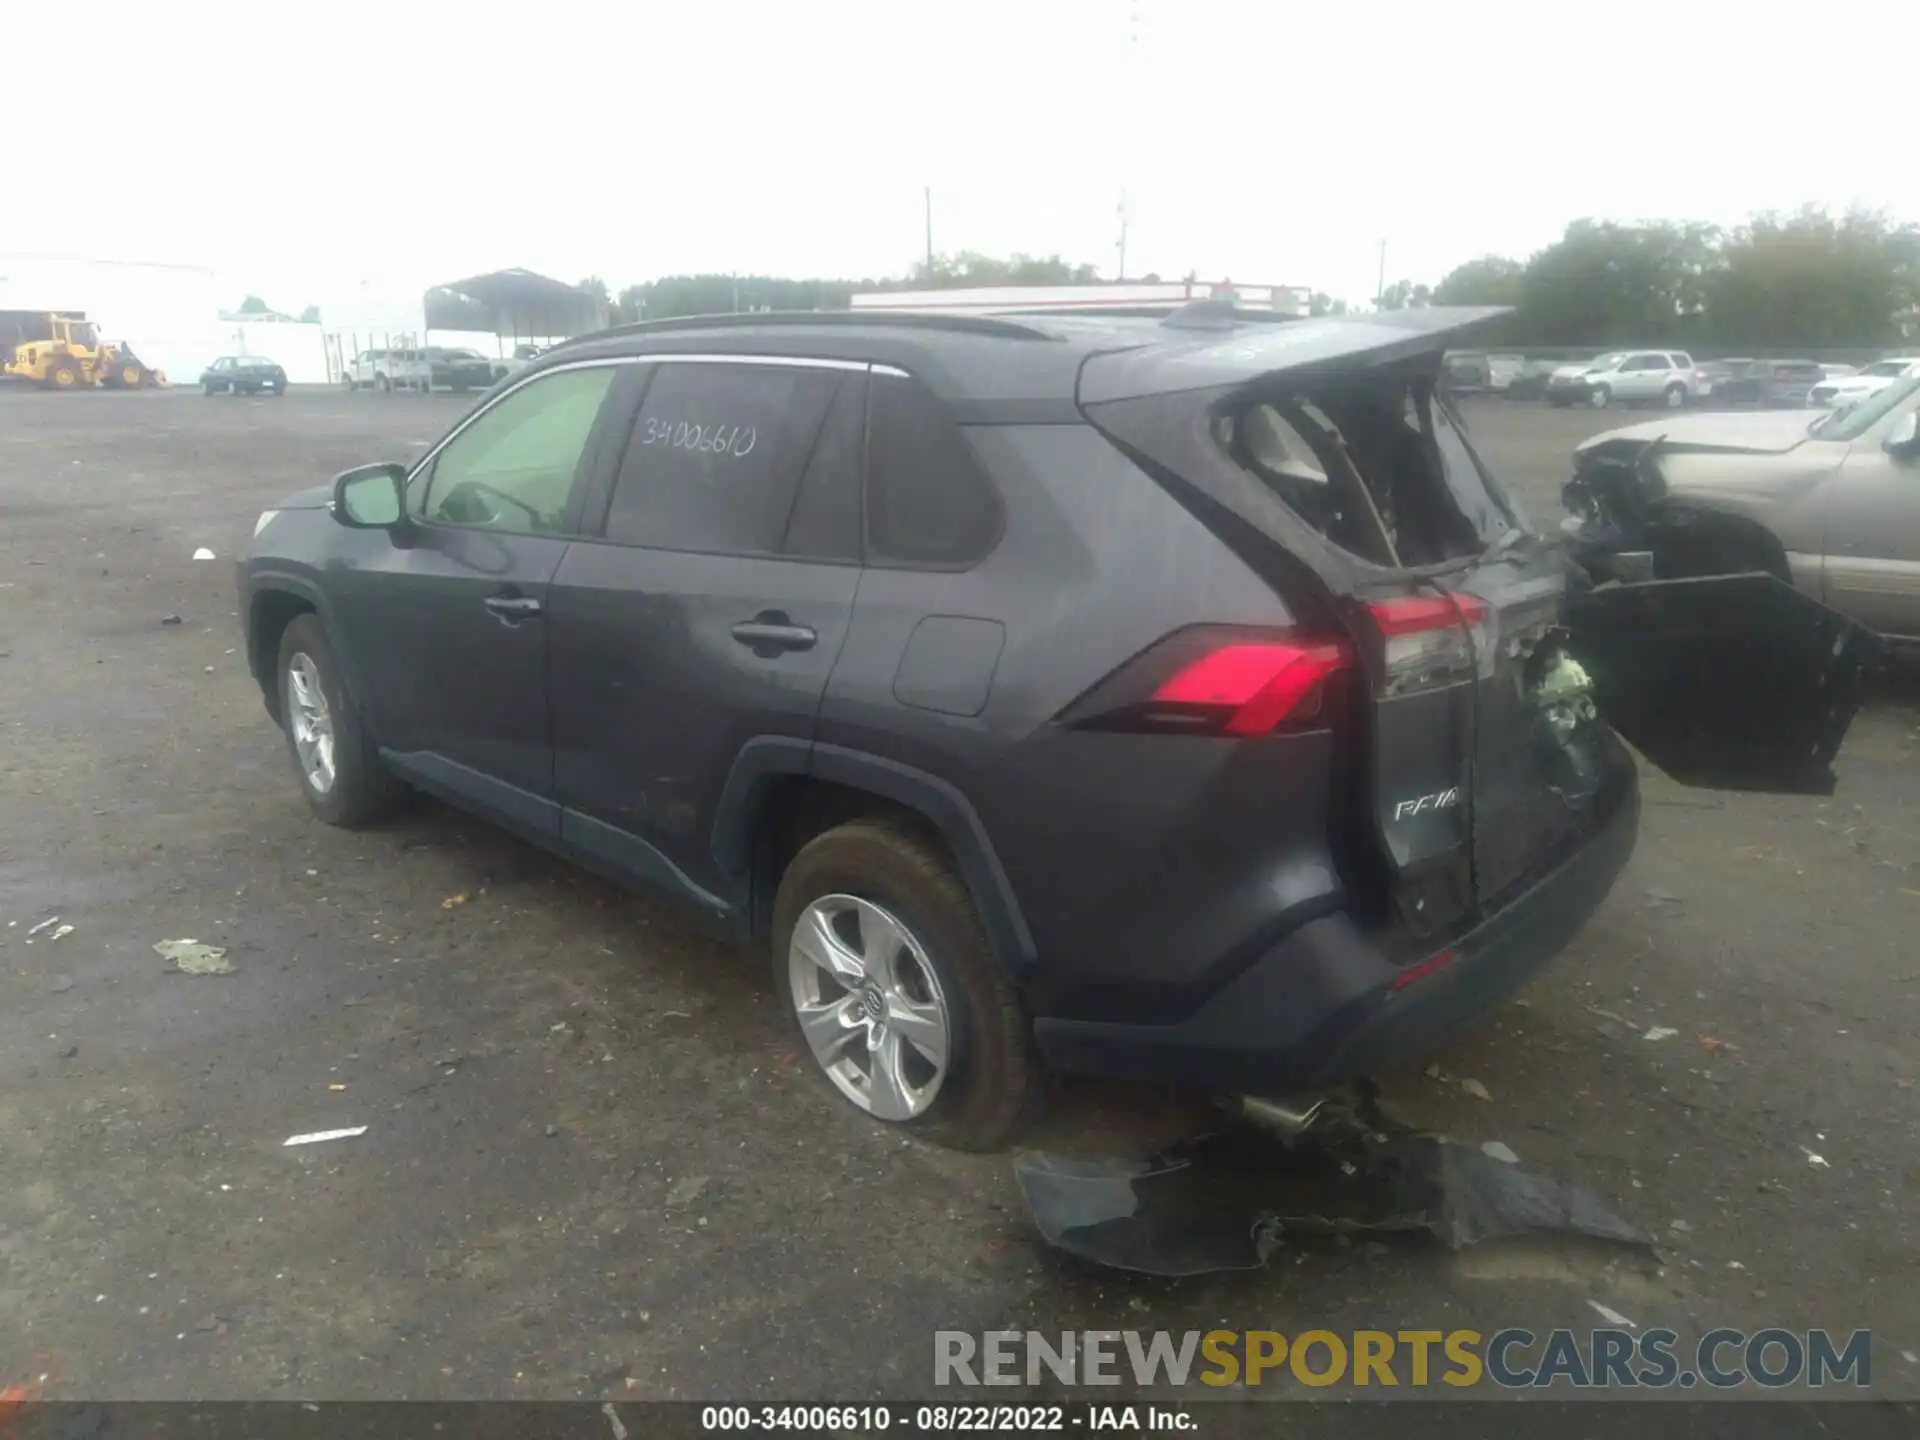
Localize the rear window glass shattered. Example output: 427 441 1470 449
1215 374 1521 568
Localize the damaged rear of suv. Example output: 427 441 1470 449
1031 305 1882 1097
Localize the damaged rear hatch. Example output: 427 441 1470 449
1077 307 1882 953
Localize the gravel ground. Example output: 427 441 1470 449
0 386 1915 1407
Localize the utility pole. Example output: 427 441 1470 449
923 187 935 277
1376 239 1388 308
1116 192 1129 282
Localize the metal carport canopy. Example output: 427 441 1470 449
422 268 605 338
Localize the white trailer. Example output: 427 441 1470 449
851 281 1313 317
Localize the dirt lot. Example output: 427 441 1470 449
1 387 1916 1405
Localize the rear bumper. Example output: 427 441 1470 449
1033 771 1639 1092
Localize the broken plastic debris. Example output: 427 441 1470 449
1015 1123 1650 1277
1459 1078 1492 1101
282 1126 368 1147
1643 1026 1679 1042
26 915 61 937
602 1404 629 1440
1699 1035 1725 1052
192 547 216 560
1480 1141 1520 1164
441 891 469 909
1802 1147 1830 1169
155 939 231 975
1586 1300 1636 1328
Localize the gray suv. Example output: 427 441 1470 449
236 306 1879 1149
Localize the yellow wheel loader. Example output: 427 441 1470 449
0 311 162 390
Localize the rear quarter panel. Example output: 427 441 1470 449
818 424 1346 1015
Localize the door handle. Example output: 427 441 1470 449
731 615 817 653
484 593 543 620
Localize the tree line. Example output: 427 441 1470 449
1418 208 1920 350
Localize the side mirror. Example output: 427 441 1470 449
332 463 409 532
1884 411 1920 461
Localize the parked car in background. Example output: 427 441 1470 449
496 342 546 380
1820 364 1859 381
1568 371 1920 641
1809 358 1920 410
1547 351 1700 409
1503 357 1564 400
1698 358 1825 408
235 305 1875 1149
423 347 498 393
1485 353 1527 391
200 355 288 397
347 348 431 393
1443 351 1492 391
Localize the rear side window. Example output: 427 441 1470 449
865 372 1001 567
603 362 854 557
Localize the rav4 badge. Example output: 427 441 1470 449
1393 787 1461 821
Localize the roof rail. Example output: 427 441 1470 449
554 308 1058 350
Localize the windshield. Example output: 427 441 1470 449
1585 352 1625 372
1861 360 1911 378
1811 374 1920 441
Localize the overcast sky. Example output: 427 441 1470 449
17 0 1915 309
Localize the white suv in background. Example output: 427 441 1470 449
1809 357 1920 410
346 348 432 393
1547 350 1701 409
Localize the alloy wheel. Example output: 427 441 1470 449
788 894 951 1121
286 653 336 794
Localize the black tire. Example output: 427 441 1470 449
1588 384 1611 409
275 614 403 828
203 382 217 397
376 374 392 394
1663 382 1687 409
346 378 358 391
771 820 1039 1152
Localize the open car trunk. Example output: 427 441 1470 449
1078 307 1885 952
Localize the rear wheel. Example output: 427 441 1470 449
1588 384 1611 409
772 820 1038 1152
275 614 403 828
376 374 392 393
1663 382 1687 409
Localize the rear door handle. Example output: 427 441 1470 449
731 617 817 653
484 594 543 620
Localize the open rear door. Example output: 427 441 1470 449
1565 573 1887 795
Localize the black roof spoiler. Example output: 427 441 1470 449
1078 306 1514 405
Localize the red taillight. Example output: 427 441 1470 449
1366 594 1486 634
1387 947 1457 993
1365 592 1489 693
1151 641 1351 735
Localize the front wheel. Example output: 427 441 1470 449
275 614 403 828
772 821 1039 1152
376 374 392 393
1588 384 1611 409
